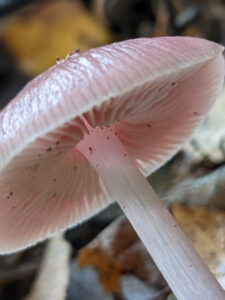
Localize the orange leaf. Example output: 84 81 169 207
78 247 122 293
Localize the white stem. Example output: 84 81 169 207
77 127 225 300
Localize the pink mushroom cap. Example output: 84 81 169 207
0 37 224 253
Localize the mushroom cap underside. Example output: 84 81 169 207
0 37 224 253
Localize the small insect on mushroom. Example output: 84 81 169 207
0 37 224 299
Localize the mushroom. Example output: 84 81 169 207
0 37 224 299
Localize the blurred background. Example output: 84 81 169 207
0 1 225 299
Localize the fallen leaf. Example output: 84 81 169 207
68 261 113 300
171 204 225 285
77 216 166 294
3 0 113 76
78 247 122 293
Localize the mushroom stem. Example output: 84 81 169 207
77 127 225 300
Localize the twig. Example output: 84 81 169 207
25 234 71 300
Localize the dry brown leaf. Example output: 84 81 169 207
171 205 225 285
78 247 122 293
3 0 113 76
77 216 166 294
78 206 225 294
